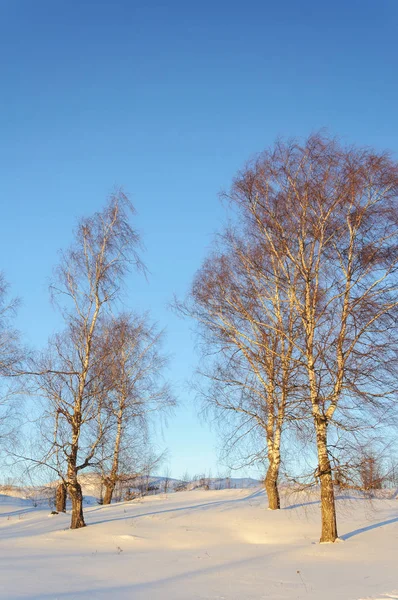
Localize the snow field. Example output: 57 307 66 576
0 487 397 600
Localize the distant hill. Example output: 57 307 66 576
0 475 262 506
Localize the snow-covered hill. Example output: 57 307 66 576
0 475 262 507
77 473 261 499
0 486 397 599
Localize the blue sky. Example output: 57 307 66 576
1 0 398 480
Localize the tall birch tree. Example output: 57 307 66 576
227 134 398 541
178 228 301 509
34 191 144 528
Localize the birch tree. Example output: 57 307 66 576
227 134 398 541
0 273 23 448
96 313 173 505
178 228 301 509
34 191 144 528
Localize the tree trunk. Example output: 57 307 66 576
265 412 282 510
55 482 67 513
102 409 123 506
316 419 338 542
68 480 85 529
102 480 116 505
265 457 280 509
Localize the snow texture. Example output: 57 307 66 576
0 486 397 599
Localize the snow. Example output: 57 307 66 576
0 487 397 599
75 472 261 498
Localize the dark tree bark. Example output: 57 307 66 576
55 482 67 513
319 470 338 543
316 421 338 542
102 480 116 505
68 480 85 529
265 460 281 510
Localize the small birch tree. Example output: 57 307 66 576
97 313 173 505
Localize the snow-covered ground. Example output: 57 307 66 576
0 487 397 599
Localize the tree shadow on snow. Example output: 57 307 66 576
341 515 398 540
0 507 38 518
283 499 321 510
18 551 283 600
282 493 383 511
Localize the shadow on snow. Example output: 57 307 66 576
341 515 398 540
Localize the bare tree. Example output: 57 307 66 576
96 313 174 505
162 466 172 493
226 133 398 541
359 452 384 491
385 456 398 489
0 273 23 451
177 224 301 509
32 191 144 528
55 481 67 512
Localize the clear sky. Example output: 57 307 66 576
1 0 398 481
